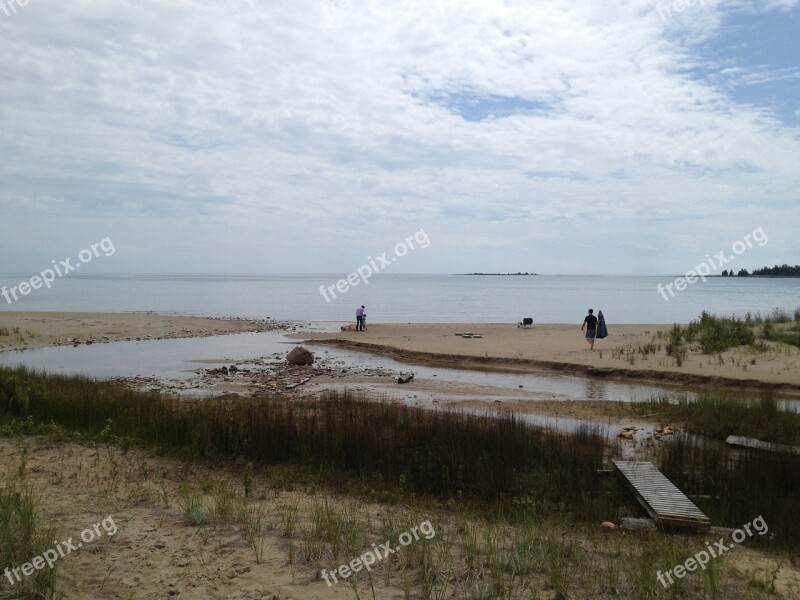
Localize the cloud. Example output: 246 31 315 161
0 0 798 274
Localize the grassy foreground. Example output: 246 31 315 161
1 367 798 599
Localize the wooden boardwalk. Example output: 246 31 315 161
612 460 710 531
725 435 800 455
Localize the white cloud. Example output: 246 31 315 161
0 0 798 274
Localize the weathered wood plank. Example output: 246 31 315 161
725 435 800 455
612 460 710 531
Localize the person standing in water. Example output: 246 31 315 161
581 308 598 350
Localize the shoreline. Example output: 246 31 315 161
306 338 800 394
0 311 286 352
296 323 800 394
1 313 798 394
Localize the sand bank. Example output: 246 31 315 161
297 323 800 392
0 311 282 351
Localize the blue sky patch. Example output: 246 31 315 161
697 8 800 124
424 91 554 122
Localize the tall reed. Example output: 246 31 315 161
658 433 800 549
640 392 800 446
0 367 610 518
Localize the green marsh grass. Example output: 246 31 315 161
640 392 800 446
0 367 611 517
635 393 800 548
658 433 800 549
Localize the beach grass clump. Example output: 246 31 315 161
684 311 755 354
0 485 59 598
665 324 687 365
746 307 797 326
762 319 800 349
663 309 800 359
742 307 800 348
0 366 612 519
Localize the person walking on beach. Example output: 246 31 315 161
581 308 598 350
356 305 365 331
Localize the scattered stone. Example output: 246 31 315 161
115 344 406 398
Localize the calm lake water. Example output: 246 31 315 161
1 273 798 324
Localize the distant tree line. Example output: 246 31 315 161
466 272 539 276
721 264 800 277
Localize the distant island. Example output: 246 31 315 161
720 264 800 277
465 272 539 276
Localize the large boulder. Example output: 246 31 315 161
286 346 314 365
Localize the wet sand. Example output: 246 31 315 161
2 313 797 397
297 323 800 392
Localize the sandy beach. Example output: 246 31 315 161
298 323 800 391
0 311 282 351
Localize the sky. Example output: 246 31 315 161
1 0 799 275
